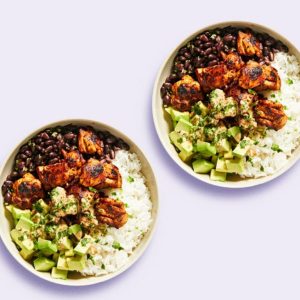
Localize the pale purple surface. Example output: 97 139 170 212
0 0 300 299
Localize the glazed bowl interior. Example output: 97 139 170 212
152 21 300 188
0 119 159 286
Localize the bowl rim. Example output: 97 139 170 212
152 20 300 188
0 118 159 286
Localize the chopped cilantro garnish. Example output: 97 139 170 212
88 187 98 193
248 89 256 95
18 236 24 241
260 166 264 172
111 192 117 196
112 241 124 250
177 137 183 143
125 203 129 208
271 144 283 152
33 201 43 213
127 176 134 183
286 78 293 85
101 263 106 270
283 105 288 110
81 238 89 247
271 94 276 98
240 140 248 149
87 254 95 265
254 141 259 145
192 104 201 115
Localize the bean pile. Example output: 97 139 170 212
161 26 289 105
1 125 129 203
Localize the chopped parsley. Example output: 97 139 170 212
271 94 276 98
32 201 43 213
87 254 95 265
18 236 24 241
111 192 117 196
286 78 293 85
254 140 259 145
127 176 134 183
125 203 129 208
283 105 288 110
101 263 106 270
271 144 283 152
240 140 248 149
88 187 98 193
260 166 264 172
177 137 183 143
81 238 89 247
247 89 256 95
112 241 124 250
192 104 201 115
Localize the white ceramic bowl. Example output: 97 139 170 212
0 119 159 286
152 21 300 188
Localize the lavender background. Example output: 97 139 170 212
0 0 300 299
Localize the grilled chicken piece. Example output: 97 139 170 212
62 149 86 168
80 158 122 189
254 99 288 130
237 31 262 57
95 198 128 229
170 75 203 111
222 51 245 70
11 173 44 209
78 129 103 156
37 162 79 190
239 61 281 91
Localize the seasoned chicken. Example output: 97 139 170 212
95 198 128 229
37 162 79 190
239 61 281 91
222 51 245 70
170 75 203 111
11 173 44 209
254 99 288 130
80 158 122 189
62 149 86 168
237 31 262 57
78 129 103 156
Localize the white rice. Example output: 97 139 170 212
81 150 152 276
243 52 300 177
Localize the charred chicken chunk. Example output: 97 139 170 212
222 51 245 70
254 99 288 130
78 129 103 156
254 64 281 91
170 75 203 111
62 149 85 168
237 31 262 57
80 158 122 189
11 173 44 209
95 198 128 229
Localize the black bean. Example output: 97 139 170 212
208 60 218 66
49 158 59 165
204 42 213 48
200 34 209 42
204 48 212 56
7 171 19 181
110 149 115 159
25 158 31 167
20 145 30 154
45 140 54 146
223 34 233 43
19 154 27 160
194 40 201 46
49 152 57 159
40 132 49 140
269 51 274 61
45 146 54 154
184 52 191 59
178 55 186 62
163 94 171 105
184 60 190 69
208 54 217 60
4 192 12 203
104 144 109 154
36 138 43 145
265 38 275 47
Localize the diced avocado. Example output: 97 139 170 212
192 159 214 174
224 149 233 159
181 140 193 153
175 119 193 133
164 107 172 115
210 169 227 182
194 141 216 157
10 229 25 248
11 207 31 221
228 126 242 142
5 205 13 213
20 247 35 260
57 255 68 270
65 248 75 257
216 157 227 173
16 216 34 232
33 199 49 214
68 224 82 240
170 109 190 122
74 238 91 256
233 140 250 158
169 131 184 151
216 139 231 153
37 238 58 255
51 267 68 280
57 237 72 251
191 115 201 126
179 148 193 162
66 255 86 272
211 155 218 164
52 253 59 263
21 238 34 251
225 157 245 174
33 257 55 272
198 102 209 116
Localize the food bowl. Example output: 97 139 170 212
0 119 159 286
152 21 300 188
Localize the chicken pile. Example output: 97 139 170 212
169 30 287 131
9 128 128 229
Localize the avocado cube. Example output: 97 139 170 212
37 238 58 255
228 126 242 142
57 237 72 251
5 205 13 213
20 247 35 260
57 255 68 270
10 229 25 248
216 139 231 153
21 238 34 251
51 267 68 280
211 155 218 164
170 109 190 122
233 140 250 158
67 255 86 272
175 119 193 133
68 224 83 240
74 239 91 256
194 141 216 157
216 157 227 173
11 207 31 221
224 150 233 159
198 101 209 116
192 159 214 174
33 257 55 272
169 131 184 151
210 169 227 182
33 199 49 214
16 216 34 232
164 107 172 115
52 253 59 263
65 248 75 257
225 157 245 174
179 149 193 162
